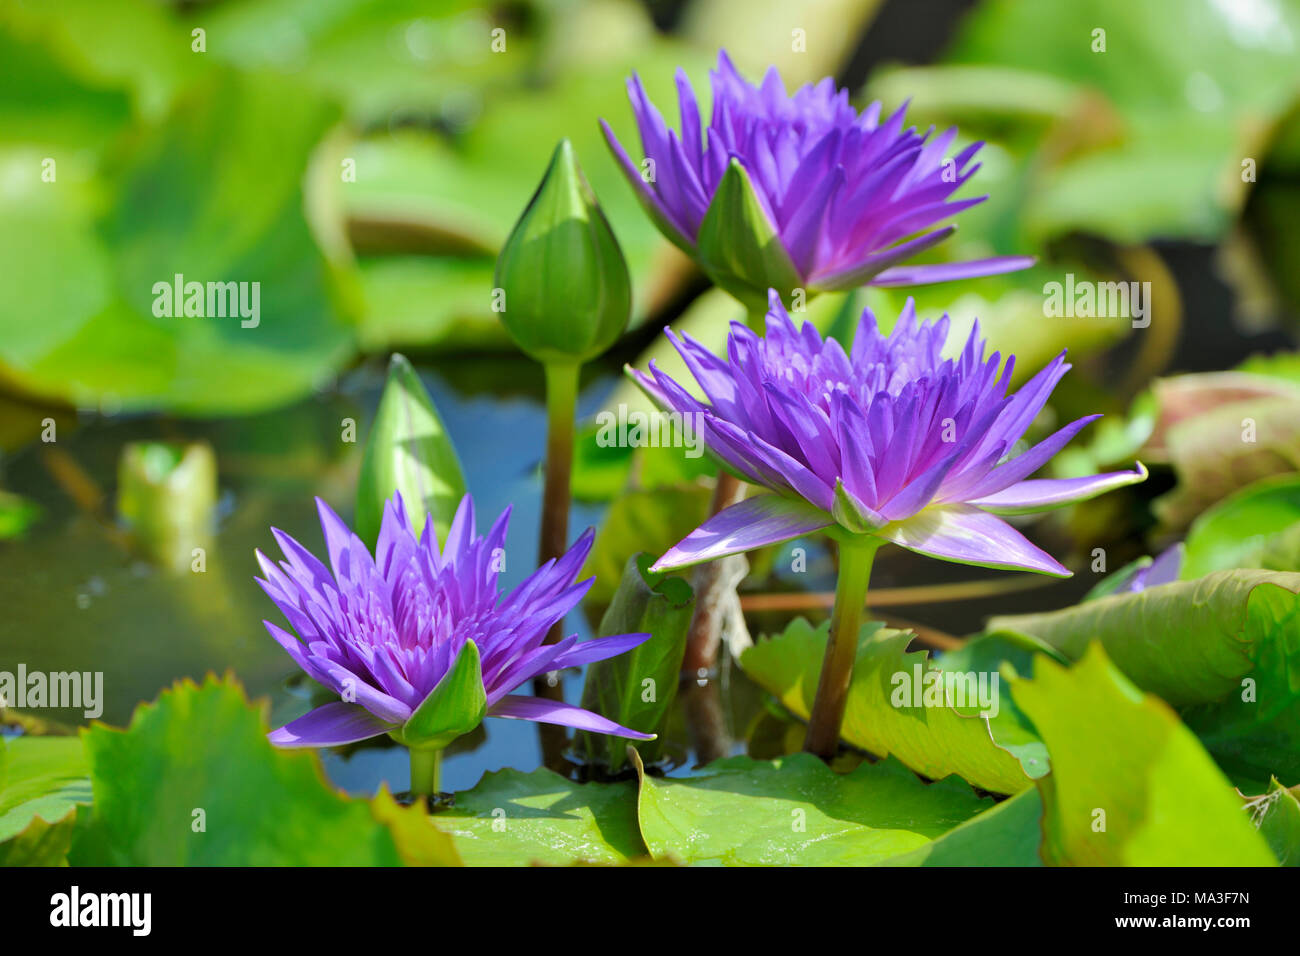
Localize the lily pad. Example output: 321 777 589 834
1012 646 1276 866
740 619 1041 795
1241 779 1300 866
634 751 991 866
0 65 358 415
1182 474 1300 577
0 811 78 866
0 735 92 843
879 787 1045 867
946 0 1300 244
989 569 1300 706
68 676 460 865
437 767 644 866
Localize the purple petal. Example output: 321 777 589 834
869 255 1036 287
311 657 413 724
315 497 362 580
547 631 653 670
1137 543 1185 589
877 505 1071 576
652 494 832 572
962 414 1101 500
969 463 1148 515
809 226 956 290
489 695 655 740
264 620 337 689
268 702 393 748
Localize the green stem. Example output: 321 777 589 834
534 360 581 769
537 361 580 575
409 748 441 799
744 305 767 334
804 536 880 759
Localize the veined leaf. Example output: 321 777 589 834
1012 646 1276 866
1182 474 1300 577
740 618 1041 795
68 676 460 865
438 768 643 866
0 735 91 843
633 751 990 866
879 787 1045 867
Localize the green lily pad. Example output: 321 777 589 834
1242 779 1300 866
634 752 991 866
1012 646 1276 866
1180 582 1300 784
879 787 1045 867
356 256 509 353
0 811 78 866
946 0 1300 244
437 767 644 866
68 676 460 865
0 735 92 843
1182 474 1300 577
740 619 1040 795
194 0 528 126
989 570 1300 706
992 570 1300 783
0 65 357 415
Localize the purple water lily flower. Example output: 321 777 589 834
255 493 653 748
602 50 1031 307
632 291 1147 576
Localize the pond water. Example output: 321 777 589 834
0 351 1098 795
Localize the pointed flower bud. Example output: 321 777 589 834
494 139 631 365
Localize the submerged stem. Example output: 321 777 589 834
804 536 880 759
409 748 442 799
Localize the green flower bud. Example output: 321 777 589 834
355 353 465 550
494 140 631 364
